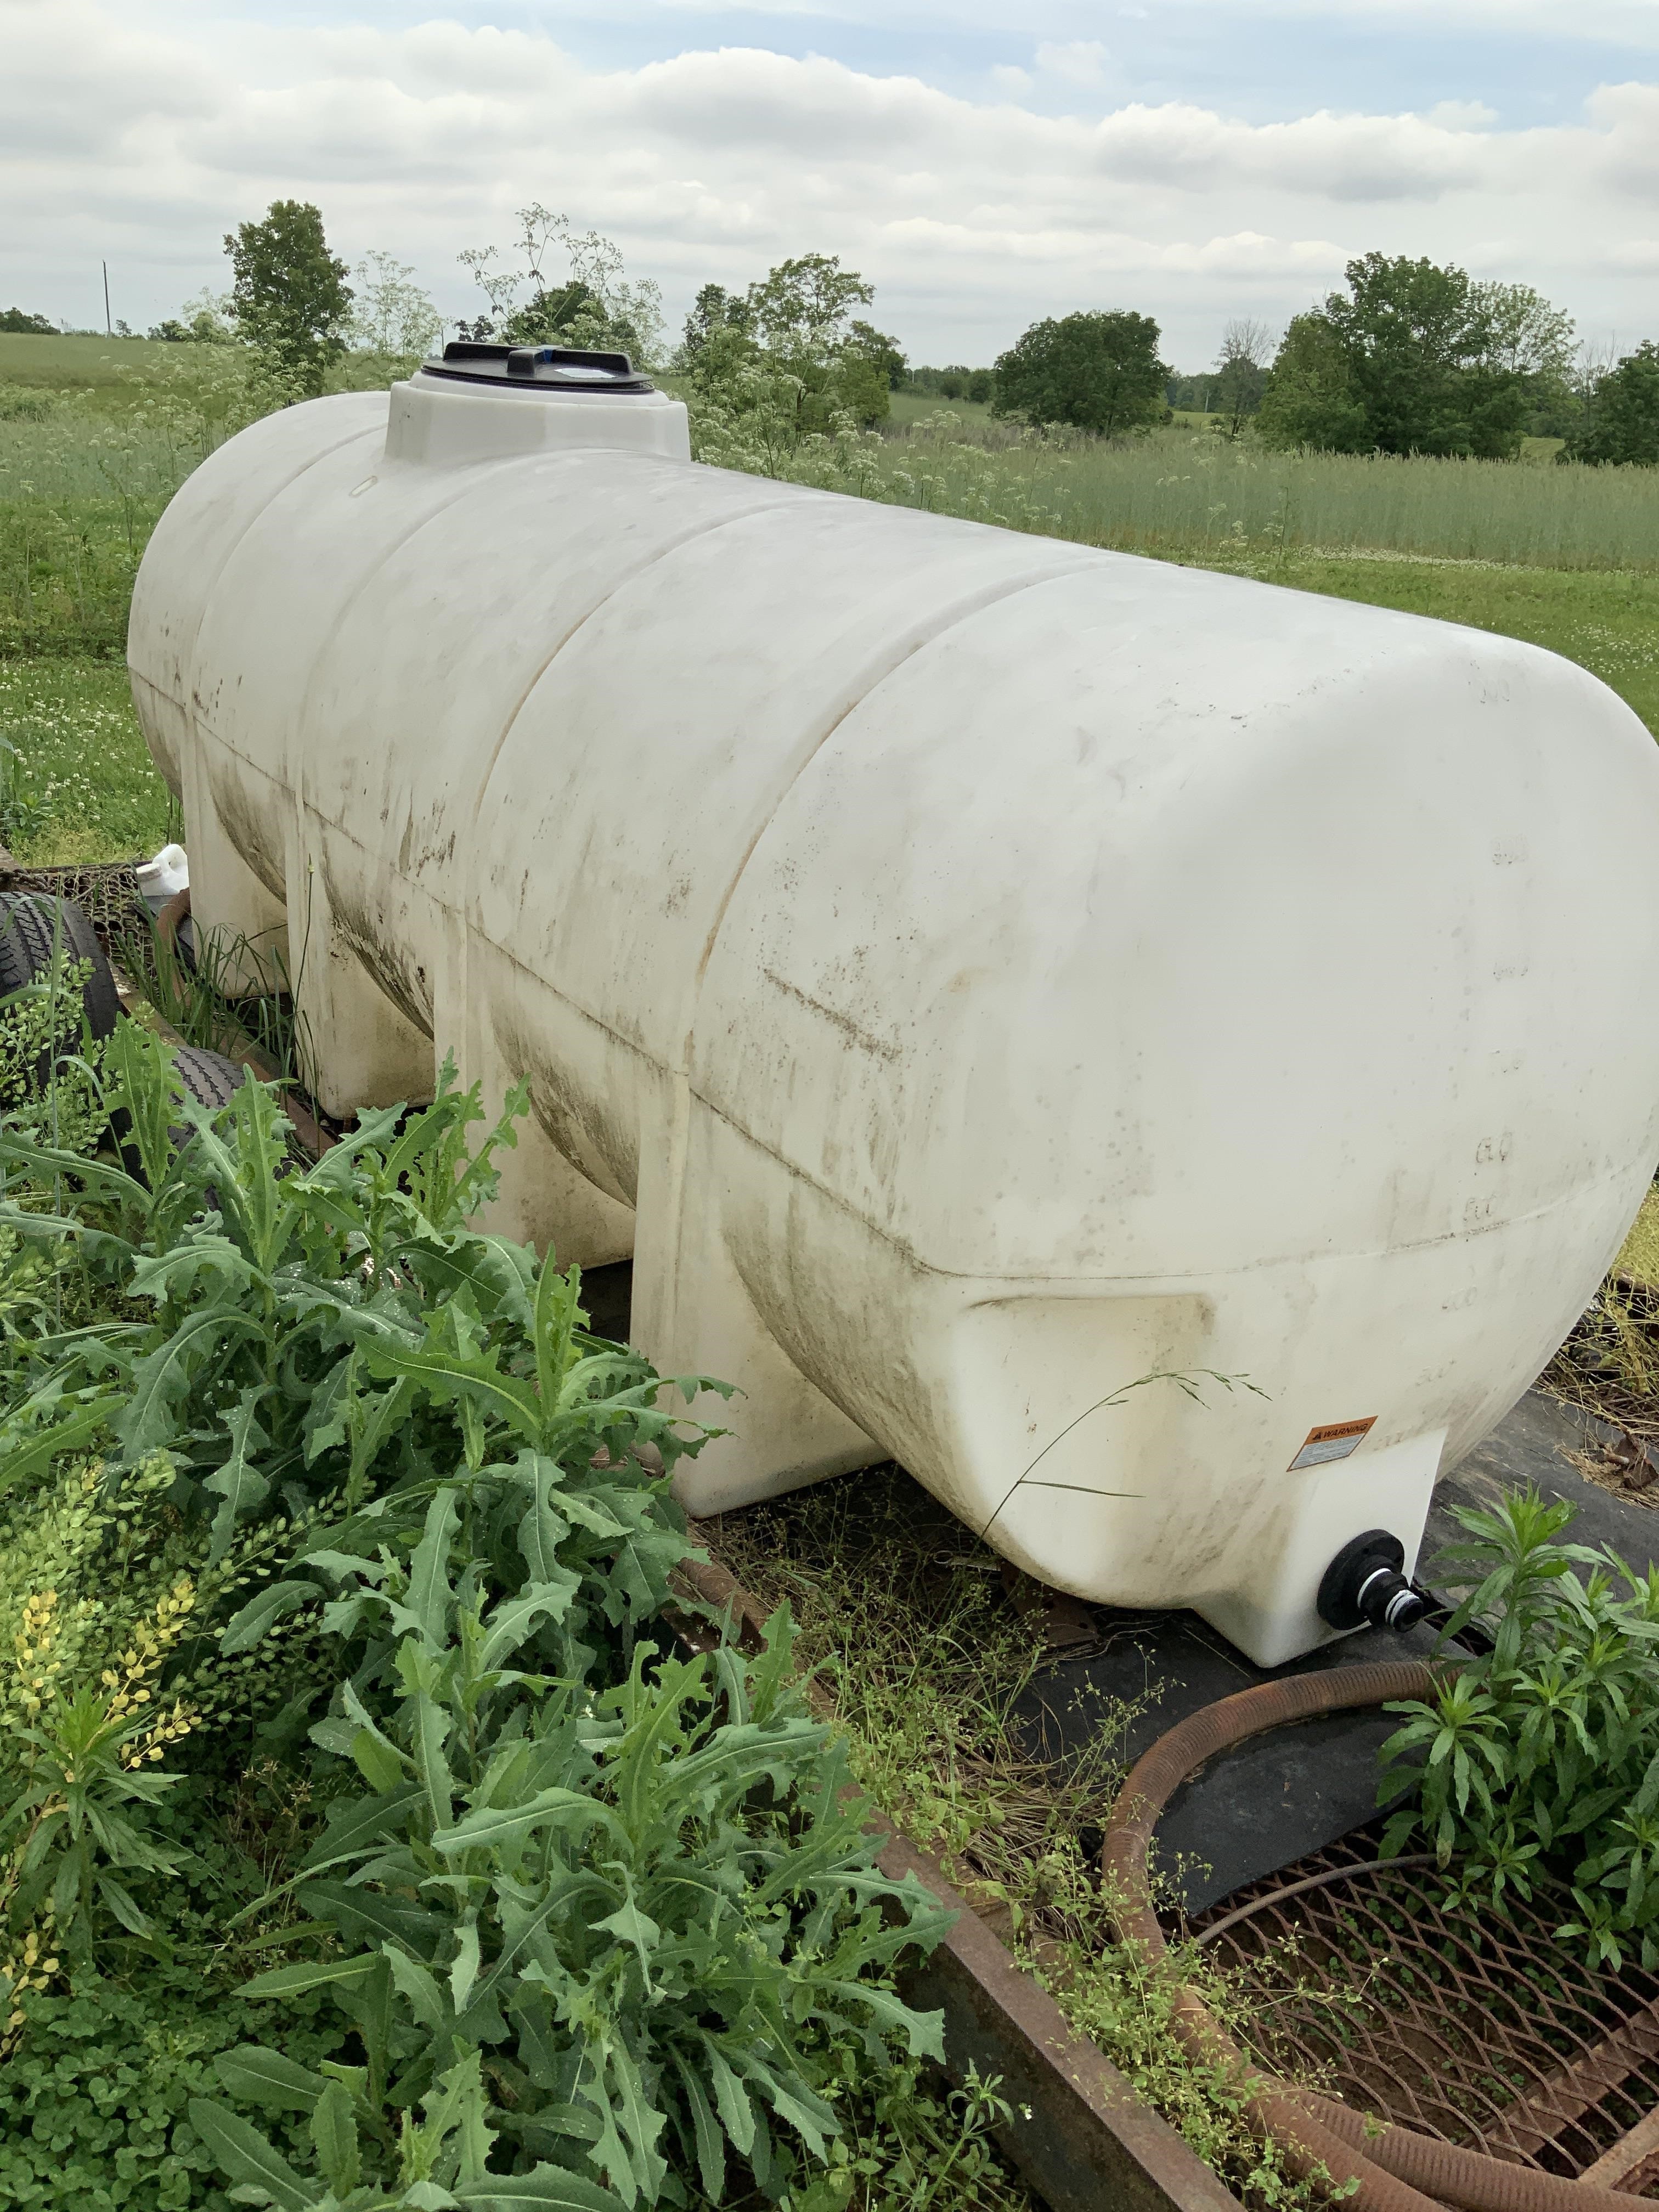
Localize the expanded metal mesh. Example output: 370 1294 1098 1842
4 859 150 962
1189 1824 1659 2191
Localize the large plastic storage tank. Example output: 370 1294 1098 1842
127 343 1659 1666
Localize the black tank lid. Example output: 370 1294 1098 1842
417 342 655 395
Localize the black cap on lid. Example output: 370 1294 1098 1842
417 342 655 395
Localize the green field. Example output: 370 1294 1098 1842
888 387 994 428
2 330 1657 865
0 329 227 402
0 656 174 862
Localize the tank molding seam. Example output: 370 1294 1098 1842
692 1084 1641 1285
464 491 810 861
170 416 386 709
682 552 1101 1056
284 455 567 814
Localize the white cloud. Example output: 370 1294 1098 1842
1 0 1655 365
1425 99 1498 131
990 63 1034 95
1035 40 1111 87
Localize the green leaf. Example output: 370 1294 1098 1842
203 1386 273 1569
357 1329 543 1442
215 2046 329 2113
433 1787 619 1857
454 2166 624 2211
187 2099 312 2212
96 1871 155 1937
0 1400 114 1498
533 1250 582 1441
351 1726 405 1793
221 1580 314 1656
478 1577 580 1672
298 1880 442 1954
385 1943 448 2034
451 1920 482 2015
115 1307 265 1462
311 2076 361 2196
405 1488 460 1647
299 1782 424 1874
697 2037 755 2157
239 1954 380 1999
516 1455 572 1583
824 1981 946 2059
669 2048 726 2203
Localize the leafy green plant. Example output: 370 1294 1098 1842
0 1962 352 2212
0 1031 714 1592
195 1492 951 2208
1379 1489 1659 1968
0 1449 333 1971
0 941 108 1153
1 1028 980 2211
0 1032 725 1956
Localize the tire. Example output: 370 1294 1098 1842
116 1045 246 1180
172 1045 247 1112
0 892 121 1041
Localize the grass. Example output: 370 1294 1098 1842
889 390 993 428
0 657 173 861
0 330 232 409
862 415 1659 569
0 336 420 653
1619 1187 1659 1287
1197 550 1659 740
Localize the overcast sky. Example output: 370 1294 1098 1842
4 0 1658 369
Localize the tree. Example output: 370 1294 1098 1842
679 284 751 366
1568 342 1659 466
349 250 442 358
991 309 1169 438
224 200 352 394
847 319 906 391
0 308 55 335
458 206 664 368
743 253 873 366
149 286 234 345
1213 317 1272 438
1474 282 1576 382
966 369 994 404
680 251 896 449
1259 253 1551 459
1256 312 1369 452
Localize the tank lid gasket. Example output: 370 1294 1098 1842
417 342 656 396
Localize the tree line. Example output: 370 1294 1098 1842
983 257 1657 466
13 202 1655 467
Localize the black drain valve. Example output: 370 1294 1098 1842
1317 1529 1426 1634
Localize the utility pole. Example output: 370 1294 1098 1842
103 259 111 337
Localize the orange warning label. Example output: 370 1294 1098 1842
1288 1417 1377 1472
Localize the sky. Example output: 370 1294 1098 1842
4 0 1659 371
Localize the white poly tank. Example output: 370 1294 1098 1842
127 343 1659 1665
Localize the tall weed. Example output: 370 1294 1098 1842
1380 1490 1659 1970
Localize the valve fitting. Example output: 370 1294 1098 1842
1316 1529 1426 1634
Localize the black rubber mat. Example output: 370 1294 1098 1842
1013 1388 1659 1915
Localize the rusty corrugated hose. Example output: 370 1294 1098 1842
1100 1663 1641 2212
